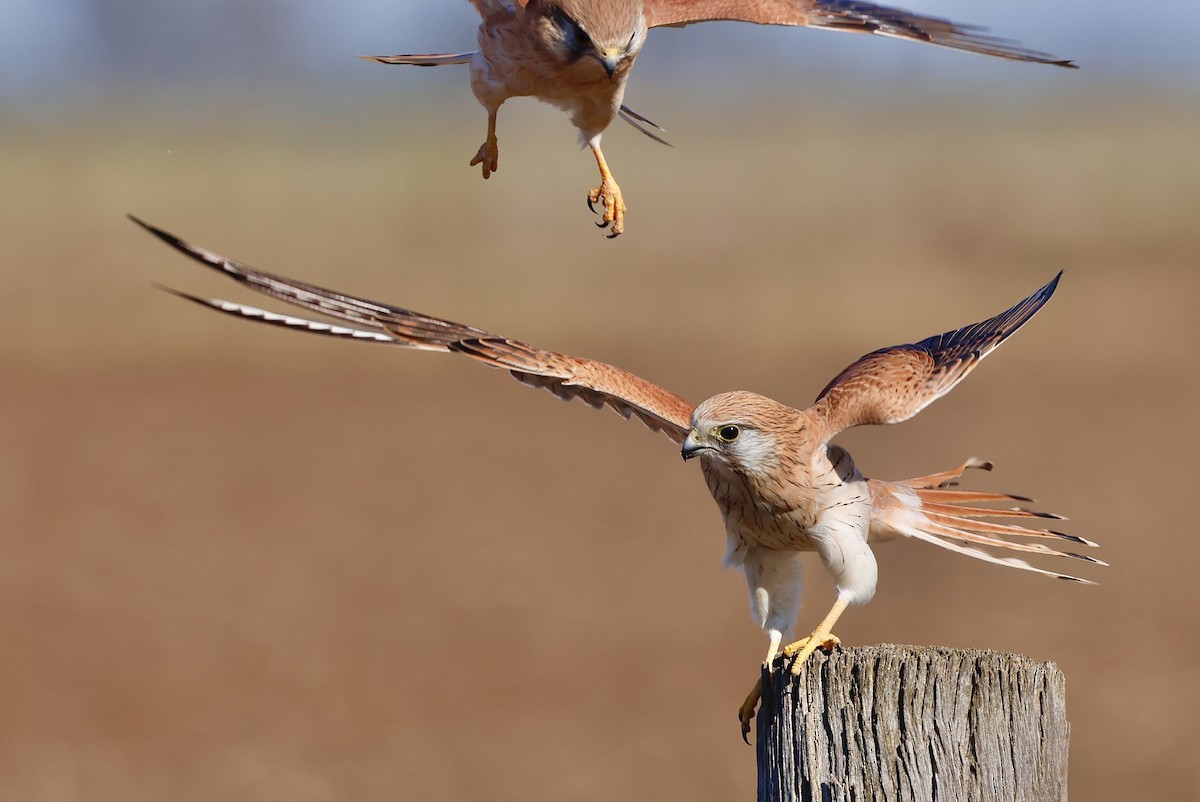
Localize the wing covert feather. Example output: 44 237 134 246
133 216 694 443
811 273 1061 439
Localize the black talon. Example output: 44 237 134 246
587 196 598 214
596 219 610 229
606 229 620 239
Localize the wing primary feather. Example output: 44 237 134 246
137 217 695 443
643 0 1076 67
155 287 407 346
805 2 1077 68
130 214 493 343
811 272 1062 436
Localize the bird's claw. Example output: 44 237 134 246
783 633 841 675
588 197 618 238
738 676 763 745
586 180 626 238
738 633 842 742
470 140 499 179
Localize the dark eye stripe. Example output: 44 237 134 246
553 8 591 50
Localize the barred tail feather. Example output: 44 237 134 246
895 457 994 488
868 462 1103 584
890 523 1097 584
921 512 1096 547
919 502 1062 521
914 488 1035 504
917 520 1104 565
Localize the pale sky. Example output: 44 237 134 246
1 0 1196 109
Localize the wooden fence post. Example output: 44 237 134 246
756 644 1069 802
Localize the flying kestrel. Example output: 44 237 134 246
365 0 1075 237
134 216 1101 739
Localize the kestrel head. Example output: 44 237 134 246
682 391 810 475
522 0 647 78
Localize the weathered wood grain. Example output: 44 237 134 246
757 644 1068 802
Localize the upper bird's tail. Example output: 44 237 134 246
360 51 477 67
618 106 671 147
868 458 1103 583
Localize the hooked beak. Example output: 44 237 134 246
596 49 621 79
681 430 711 462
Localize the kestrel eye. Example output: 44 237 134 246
572 22 592 48
719 425 740 442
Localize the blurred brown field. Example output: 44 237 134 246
1 90 1198 800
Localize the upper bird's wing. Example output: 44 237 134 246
809 273 1061 440
360 52 477 67
642 0 1076 67
132 216 695 444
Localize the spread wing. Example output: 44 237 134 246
642 0 1075 67
809 272 1061 439
132 216 694 443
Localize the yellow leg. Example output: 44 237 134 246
587 142 626 237
470 110 499 179
736 638 826 743
737 597 850 742
784 597 849 675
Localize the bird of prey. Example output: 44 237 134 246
133 216 1101 739
364 0 1075 237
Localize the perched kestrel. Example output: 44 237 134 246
134 217 1101 739
365 0 1075 237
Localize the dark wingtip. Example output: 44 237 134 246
1052 530 1100 548
151 282 215 308
129 214 186 251
128 213 159 236
151 282 190 298
1046 270 1064 295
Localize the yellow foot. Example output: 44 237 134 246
470 138 498 179
783 632 841 675
738 676 763 744
587 178 626 238
738 633 842 743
